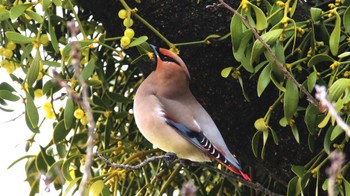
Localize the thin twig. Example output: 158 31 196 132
96 152 177 169
98 152 283 196
217 0 319 107
53 21 97 195
315 85 350 137
191 162 284 196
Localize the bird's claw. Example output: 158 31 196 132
164 152 177 165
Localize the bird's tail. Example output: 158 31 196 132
216 157 251 181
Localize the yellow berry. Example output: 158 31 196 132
46 110 55 119
80 116 88 125
123 18 133 28
74 108 85 119
43 102 53 111
34 89 43 98
1 59 10 68
6 41 16 50
39 34 50 46
5 61 15 73
118 9 127 19
120 36 131 48
124 28 135 39
3 48 13 59
37 71 43 80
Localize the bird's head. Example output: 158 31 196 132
150 45 191 80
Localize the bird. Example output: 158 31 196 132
133 45 251 181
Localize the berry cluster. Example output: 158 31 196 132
118 9 135 48
0 41 17 73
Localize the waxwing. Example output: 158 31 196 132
133 45 250 181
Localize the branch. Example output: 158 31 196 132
98 152 283 196
191 162 284 196
96 152 177 169
52 21 97 195
315 85 350 137
217 0 319 107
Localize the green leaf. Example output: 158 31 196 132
324 126 333 154
52 0 62 6
48 16 60 53
62 155 81 181
343 7 350 33
270 72 286 92
284 80 299 121
0 82 17 92
270 127 279 145
291 165 306 178
47 160 64 182
328 78 350 101
86 79 103 88
251 29 283 64
27 50 41 87
56 143 67 158
82 59 96 80
221 67 233 78
25 10 43 23
257 64 271 97
261 130 269 159
269 41 284 82
43 80 61 96
10 3 31 20
344 178 350 196
25 92 39 130
89 180 105 196
64 177 81 196
287 176 300 196
330 125 343 141
308 54 334 68
304 104 323 135
0 9 10 21
238 75 250 102
251 131 262 157
307 70 317 92
106 92 132 103
53 120 71 144
230 10 244 51
0 90 19 101
43 60 60 67
289 0 298 17
249 3 268 30
5 31 33 44
64 98 74 130
338 52 350 58
234 31 253 62
7 155 35 169
127 36 148 48
310 7 322 22
329 12 341 56
290 123 300 143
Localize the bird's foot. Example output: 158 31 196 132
164 152 177 165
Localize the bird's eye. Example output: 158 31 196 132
159 54 180 65
161 55 178 64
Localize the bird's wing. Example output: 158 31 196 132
165 118 251 181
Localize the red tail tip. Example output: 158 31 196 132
240 171 251 181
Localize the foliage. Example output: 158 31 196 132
0 0 350 195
